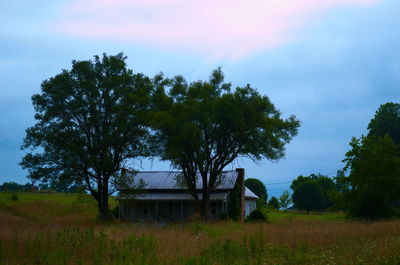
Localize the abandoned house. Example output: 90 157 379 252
117 168 258 222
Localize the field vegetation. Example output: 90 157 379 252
1 192 400 265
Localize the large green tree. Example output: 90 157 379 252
368 102 400 145
244 178 268 203
292 180 325 213
342 135 400 219
290 173 336 210
150 69 300 219
20 53 152 220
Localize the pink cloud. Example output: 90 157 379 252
54 0 379 59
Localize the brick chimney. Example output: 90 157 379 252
236 168 245 222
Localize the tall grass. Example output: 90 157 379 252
1 221 400 265
1 193 399 265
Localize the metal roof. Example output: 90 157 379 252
119 169 259 202
123 170 239 190
119 188 256 201
245 188 259 199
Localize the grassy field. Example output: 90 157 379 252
265 209 346 223
0 192 399 265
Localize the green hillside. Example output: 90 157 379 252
0 192 117 225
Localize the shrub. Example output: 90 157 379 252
219 212 229 220
109 205 119 219
245 209 268 222
267 196 280 209
9 194 19 201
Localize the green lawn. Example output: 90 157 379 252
265 209 346 223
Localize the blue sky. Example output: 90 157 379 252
1 0 399 198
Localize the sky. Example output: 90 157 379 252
1 0 399 198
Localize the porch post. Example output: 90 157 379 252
181 201 184 221
156 201 159 221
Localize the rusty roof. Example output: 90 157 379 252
122 170 239 190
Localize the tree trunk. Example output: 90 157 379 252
200 190 210 221
97 195 110 220
96 177 110 221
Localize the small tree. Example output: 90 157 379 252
20 53 152 220
245 178 268 204
292 181 325 213
267 196 280 210
279 190 292 210
291 173 336 210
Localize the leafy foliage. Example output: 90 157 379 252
150 68 299 218
292 181 325 213
291 173 336 210
245 209 268 222
0 182 34 192
368 102 400 146
342 135 400 219
245 178 268 204
267 196 280 210
20 53 151 220
279 190 292 210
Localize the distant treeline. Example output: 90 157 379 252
0 181 85 193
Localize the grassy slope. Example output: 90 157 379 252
0 192 399 265
0 192 117 225
0 192 344 225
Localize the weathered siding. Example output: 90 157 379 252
118 169 259 222
119 201 226 222
244 199 257 217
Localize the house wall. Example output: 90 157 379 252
119 200 226 222
244 199 257 217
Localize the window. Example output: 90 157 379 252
168 202 174 214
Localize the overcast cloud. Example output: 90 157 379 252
0 0 399 197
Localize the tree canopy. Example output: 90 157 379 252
244 178 268 203
0 182 34 192
150 68 300 219
336 102 400 219
368 102 400 145
290 173 336 210
292 181 325 213
20 53 152 220
342 135 400 219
